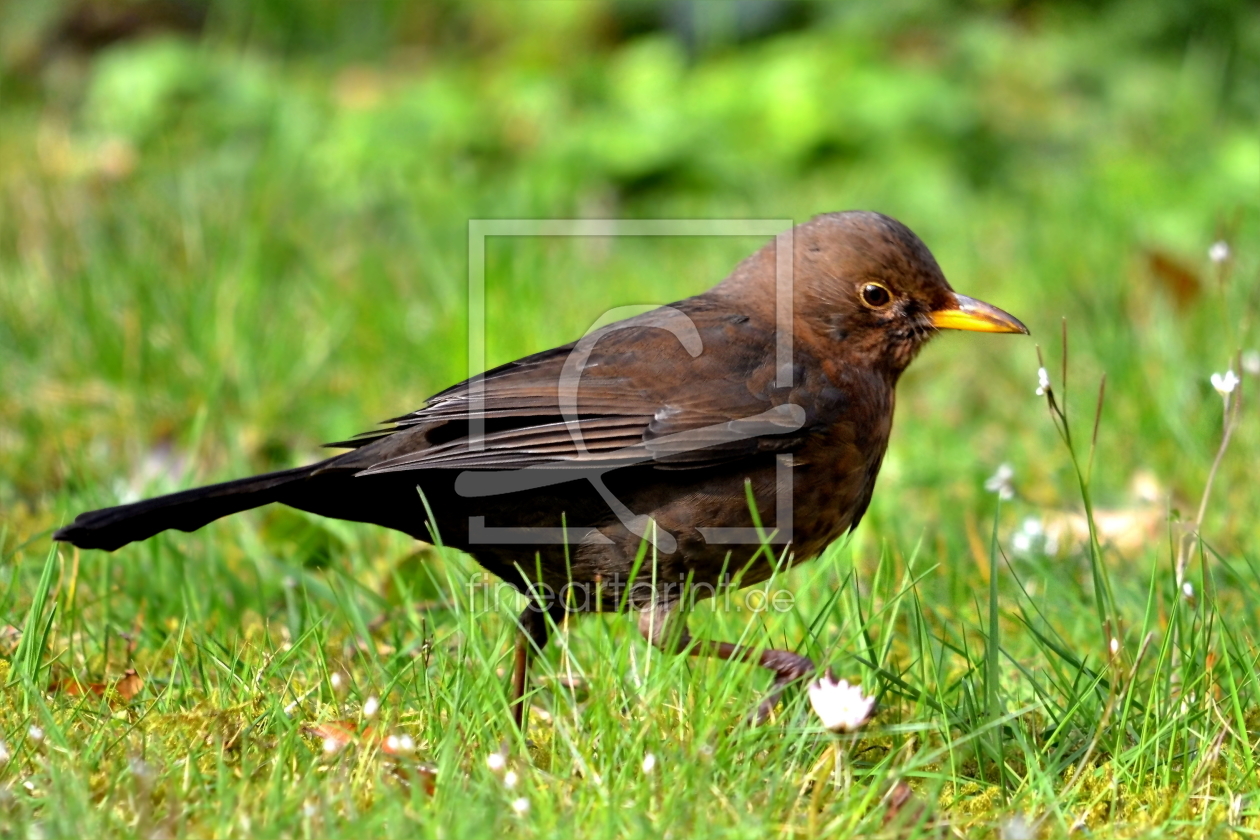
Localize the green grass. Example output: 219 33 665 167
2 1 1259 836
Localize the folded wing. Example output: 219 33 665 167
329 299 814 476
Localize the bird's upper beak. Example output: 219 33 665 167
930 294 1029 335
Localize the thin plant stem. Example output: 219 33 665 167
1177 359 1243 585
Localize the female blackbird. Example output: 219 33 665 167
55 211 1028 727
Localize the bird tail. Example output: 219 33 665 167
53 463 327 551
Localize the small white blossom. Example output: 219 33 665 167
27 726 44 744
363 696 380 719
385 734 415 755
330 672 344 691
808 675 876 733
985 463 1016 501
486 751 507 772
1211 370 1239 396
1012 517 1055 557
1001 813 1036 840
1244 350 1260 377
1182 581 1195 599
1109 637 1120 656
641 753 656 774
322 736 342 755
1209 241 1231 264
511 797 530 815
129 758 153 781
1035 366 1051 396
503 769 519 790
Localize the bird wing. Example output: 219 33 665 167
332 299 814 476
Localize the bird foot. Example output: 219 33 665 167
748 650 816 724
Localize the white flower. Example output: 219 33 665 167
1182 581 1195 599
1243 350 1260 377
511 797 530 815
129 758 153 781
1035 367 1051 396
808 675 876 733
1012 530 1032 555
486 751 507 772
1209 241 1231 264
1001 813 1036 840
322 736 342 755
1011 517 1055 557
1109 637 1120 656
385 734 415 755
28 726 44 744
1211 370 1239 396
641 753 656 774
363 696 380 719
985 463 1016 501
503 769 519 790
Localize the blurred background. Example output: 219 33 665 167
0 0 1257 612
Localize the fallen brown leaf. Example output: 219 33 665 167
305 720 358 752
390 762 437 795
1146 249 1201 309
1043 506 1163 555
303 721 424 763
115 669 144 700
49 668 144 702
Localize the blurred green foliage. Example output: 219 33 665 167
4 0 1257 217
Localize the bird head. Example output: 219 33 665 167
762 211 1029 376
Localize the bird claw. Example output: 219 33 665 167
745 652 816 725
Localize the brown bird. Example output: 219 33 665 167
54 211 1027 727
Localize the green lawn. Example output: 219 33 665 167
2 2 1259 836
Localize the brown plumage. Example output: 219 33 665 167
54 211 1028 727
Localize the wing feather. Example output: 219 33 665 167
333 300 816 475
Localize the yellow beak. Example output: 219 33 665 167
930 294 1029 335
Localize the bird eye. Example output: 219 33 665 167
860 283 893 309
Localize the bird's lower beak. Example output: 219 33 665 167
930 294 1029 335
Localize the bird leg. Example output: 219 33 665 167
637 600 815 722
509 603 554 732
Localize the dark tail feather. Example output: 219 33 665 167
54 463 326 551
